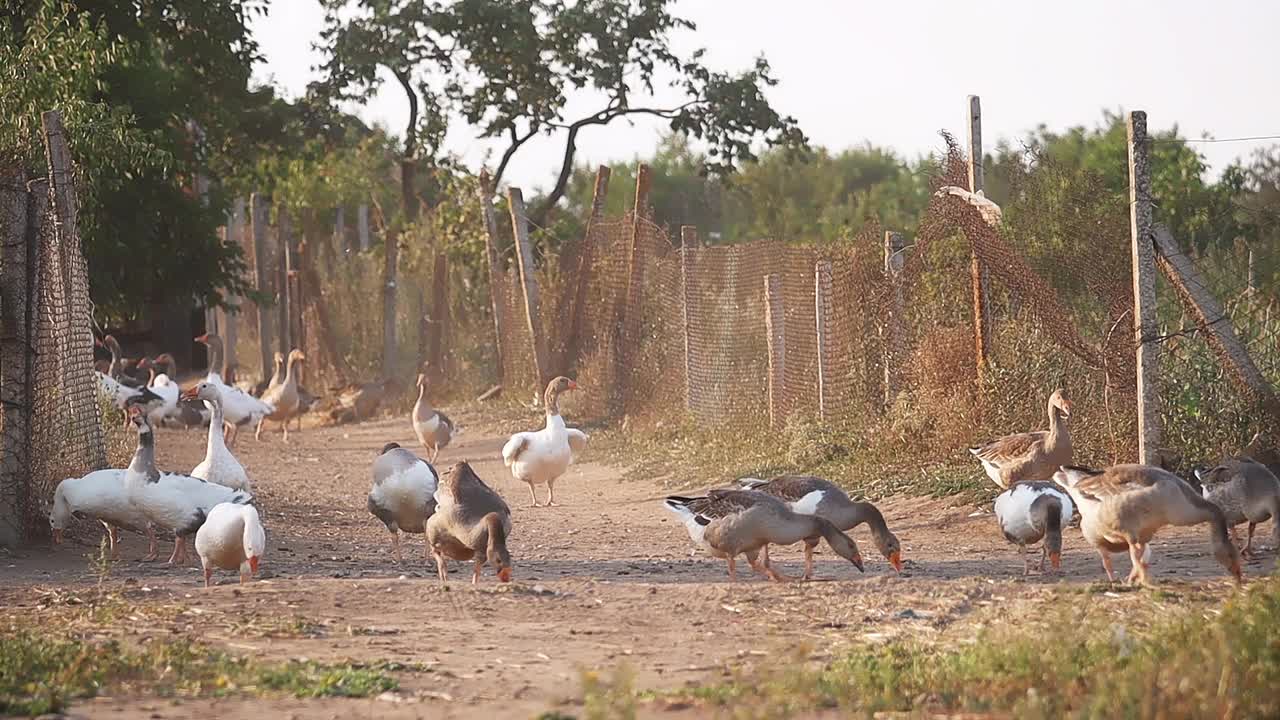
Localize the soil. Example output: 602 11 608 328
0 406 1259 719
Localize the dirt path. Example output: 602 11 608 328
1 406 1255 718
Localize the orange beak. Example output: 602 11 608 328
1231 561 1243 585
1049 551 1061 571
248 556 260 574
194 333 209 344
180 387 198 401
1061 400 1073 417
497 566 512 583
851 554 865 572
52 528 64 545
888 551 903 573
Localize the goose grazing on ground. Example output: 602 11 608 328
195 503 266 587
426 461 513 584
329 378 397 424
413 373 457 463
993 481 1074 575
970 389 1073 489
256 349 305 442
935 185 1003 226
49 469 156 560
195 333 273 445
502 376 588 507
182 383 252 492
737 475 902 576
1195 457 1280 557
664 489 864 582
122 406 253 564
368 442 439 564
1055 464 1242 585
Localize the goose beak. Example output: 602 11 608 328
194 334 209 344
1231 560 1243 585
180 387 198 401
497 566 512 583
52 528 64 545
1060 400 1073 418
249 556 260 574
851 554 865 572
888 551 903 573
1049 551 1061 571
567 380 579 391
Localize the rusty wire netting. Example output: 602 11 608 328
1155 234 1280 465
28 171 107 536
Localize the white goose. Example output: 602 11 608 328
138 358 179 426
993 481 1074 575
122 406 253 564
195 502 266 587
97 371 142 409
49 469 156 560
367 442 439 563
183 382 252 492
195 333 272 444
502 376 588 507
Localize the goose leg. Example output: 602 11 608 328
254 416 265 441
1021 544 1032 576
143 524 158 562
433 548 448 583
749 549 795 583
282 419 290 444
726 555 738 582
1128 542 1151 586
168 536 184 565
472 560 484 585
1243 523 1257 557
1098 550 1115 583
546 481 558 507
1037 545 1048 573
803 540 818 580
203 566 213 588
526 482 541 508
391 532 403 564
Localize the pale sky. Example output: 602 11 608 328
251 0 1280 190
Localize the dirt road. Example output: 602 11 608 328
1 406 1252 718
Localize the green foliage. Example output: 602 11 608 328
0 631 398 715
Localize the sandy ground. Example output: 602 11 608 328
1 406 1261 719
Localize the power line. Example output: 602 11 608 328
1151 135 1280 145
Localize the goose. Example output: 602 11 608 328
502 376 588 506
993 481 1074 575
426 461 513 584
49 469 156 560
664 489 864 582
368 442 439 564
97 335 144 388
122 406 253 564
137 358 179 426
182 382 252 492
412 373 457 463
195 503 266 587
194 333 273 444
256 349 305 442
151 353 211 428
737 475 902 576
266 351 285 393
970 389 1073 489
1195 457 1280 557
1055 464 1241 585
97 370 143 410
934 185 1003 226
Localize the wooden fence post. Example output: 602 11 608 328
507 187 550 390
814 260 834 423
357 204 370 252
0 169 31 547
250 192 274 384
278 207 293 354
1153 224 1280 415
220 197 245 378
764 274 785 430
681 225 698 414
334 206 347 254
381 214 398 378
615 164 652 412
427 251 448 380
967 95 993 381
1128 110 1162 465
884 231 907 408
564 165 611 375
477 171 506 381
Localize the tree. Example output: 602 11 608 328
313 0 807 227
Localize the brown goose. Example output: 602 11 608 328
256 349 305 441
1056 464 1242 585
426 461 513 584
737 475 902 576
664 489 864 582
1195 457 1280 556
970 389 1073 488
412 373 456 463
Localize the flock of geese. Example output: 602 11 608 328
58 336 1280 589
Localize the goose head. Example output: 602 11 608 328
1049 388 1072 419
180 381 222 405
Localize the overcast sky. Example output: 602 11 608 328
250 0 1280 190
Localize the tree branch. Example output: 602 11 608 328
390 66 419 159
493 124 538 188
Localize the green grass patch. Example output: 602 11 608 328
0 631 399 716
632 576 1280 718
